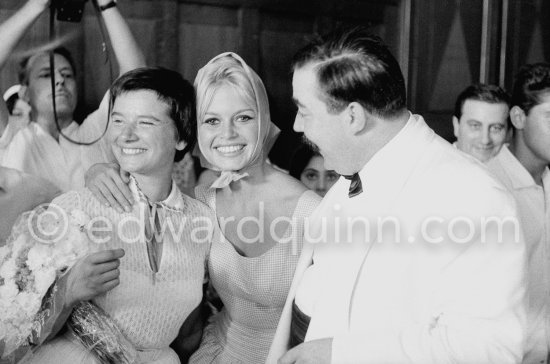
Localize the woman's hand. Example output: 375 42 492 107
63 249 125 308
85 163 133 212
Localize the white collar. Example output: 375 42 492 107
356 113 435 186
129 175 185 212
493 145 550 190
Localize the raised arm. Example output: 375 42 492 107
97 0 146 75
0 0 48 69
75 1 146 143
0 0 49 135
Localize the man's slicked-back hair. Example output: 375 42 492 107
292 27 406 118
110 67 196 162
512 62 550 115
454 83 511 120
19 47 77 85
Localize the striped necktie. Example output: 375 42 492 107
343 172 363 198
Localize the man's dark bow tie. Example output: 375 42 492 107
343 172 363 198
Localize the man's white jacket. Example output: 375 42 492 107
268 114 527 364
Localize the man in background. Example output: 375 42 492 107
453 83 510 162
487 63 550 364
0 0 145 192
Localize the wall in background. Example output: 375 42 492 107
0 0 547 167
408 0 550 141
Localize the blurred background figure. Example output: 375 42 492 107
0 84 31 153
0 166 60 243
3 84 30 125
289 144 339 197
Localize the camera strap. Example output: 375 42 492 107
49 1 114 146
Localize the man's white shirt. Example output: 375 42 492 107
0 93 113 192
487 145 550 364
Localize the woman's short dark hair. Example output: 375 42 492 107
292 27 406 118
512 63 550 115
110 67 196 162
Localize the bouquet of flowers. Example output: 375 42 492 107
0 203 137 364
0 204 92 357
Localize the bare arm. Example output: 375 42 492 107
0 0 49 69
0 0 50 134
97 0 146 75
76 1 146 138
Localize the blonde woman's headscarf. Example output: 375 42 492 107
193 52 280 189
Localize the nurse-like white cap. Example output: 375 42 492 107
3 84 21 102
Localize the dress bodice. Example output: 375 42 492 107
51 184 212 351
189 186 320 363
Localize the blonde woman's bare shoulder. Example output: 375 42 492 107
267 167 308 197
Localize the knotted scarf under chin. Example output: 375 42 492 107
209 170 250 189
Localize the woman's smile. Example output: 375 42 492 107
121 147 147 155
215 144 245 155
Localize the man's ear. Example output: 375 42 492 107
346 102 367 135
510 106 526 130
452 116 460 138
